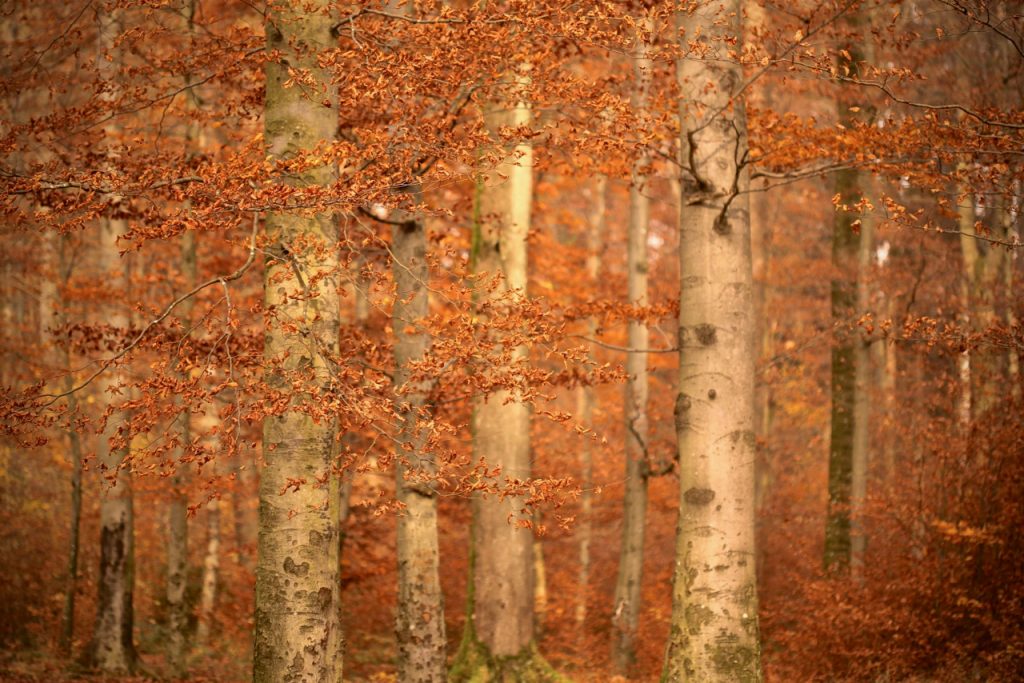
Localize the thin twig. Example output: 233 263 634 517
36 214 260 406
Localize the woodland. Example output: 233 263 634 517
0 0 1022 681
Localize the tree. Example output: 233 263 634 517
664 0 761 679
253 1 343 679
392 178 446 683
166 2 201 667
825 8 877 575
575 174 605 637
452 64 556 681
86 9 137 674
611 7 654 674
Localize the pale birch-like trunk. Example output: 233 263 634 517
472 75 534 657
744 0 773 518
575 175 605 636
664 1 760 679
611 11 653 674
253 1 343 680
533 512 548 637
89 263 136 674
453 66 558 682
195 496 220 647
88 10 136 674
392 185 447 682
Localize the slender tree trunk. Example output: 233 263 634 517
878 292 898 488
533 511 548 638
612 11 653 674
167 231 196 674
825 24 873 573
89 223 137 674
959 183 1008 420
575 174 605 638
1006 189 1020 395
195 496 220 647
392 183 447 682
664 2 761 680
88 10 137 673
453 65 559 682
850 187 876 580
166 448 189 670
58 233 83 658
253 1 343 680
338 262 368 564
167 0 201 670
231 447 256 571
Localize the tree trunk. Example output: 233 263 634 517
611 10 652 675
167 230 196 674
167 0 200 670
575 174 605 637
471 69 534 662
960 185 1009 420
850 186 876 580
338 261 368 564
393 185 447 682
253 1 343 680
195 496 220 647
664 2 761 680
57 233 83 658
824 24 872 573
87 11 137 674
453 66 559 682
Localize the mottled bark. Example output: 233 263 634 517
664 2 760 680
612 11 653 675
393 185 447 682
254 1 343 680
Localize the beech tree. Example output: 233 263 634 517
452 64 553 681
86 9 137 674
611 8 654 675
664 0 760 679
253 0 343 679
